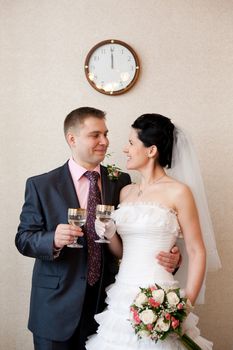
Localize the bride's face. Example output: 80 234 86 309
123 128 149 170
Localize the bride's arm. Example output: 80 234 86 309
176 185 206 305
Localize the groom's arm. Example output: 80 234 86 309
156 246 181 273
15 177 55 260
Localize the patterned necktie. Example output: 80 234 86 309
84 171 102 286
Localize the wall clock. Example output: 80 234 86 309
84 39 140 95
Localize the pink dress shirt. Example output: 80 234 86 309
68 158 101 208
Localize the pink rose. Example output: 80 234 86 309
133 311 141 324
165 313 171 320
150 285 157 292
177 303 183 310
147 324 153 331
148 297 160 308
171 317 179 329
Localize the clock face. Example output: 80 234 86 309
85 40 140 95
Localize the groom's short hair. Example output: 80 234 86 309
64 107 106 136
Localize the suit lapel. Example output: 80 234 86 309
100 165 116 205
57 162 81 208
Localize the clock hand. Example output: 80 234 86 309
111 52 114 69
110 47 114 69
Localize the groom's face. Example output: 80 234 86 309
67 116 109 169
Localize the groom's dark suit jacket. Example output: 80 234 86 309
15 162 131 341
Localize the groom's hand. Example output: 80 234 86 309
54 224 83 249
156 246 181 273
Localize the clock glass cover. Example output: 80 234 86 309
85 40 140 95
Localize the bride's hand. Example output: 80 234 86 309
180 289 194 312
95 218 116 240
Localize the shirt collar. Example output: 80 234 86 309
68 157 101 181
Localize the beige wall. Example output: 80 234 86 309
1 1 233 349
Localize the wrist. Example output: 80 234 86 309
177 253 182 268
53 242 61 250
53 242 62 258
186 298 194 313
173 253 182 275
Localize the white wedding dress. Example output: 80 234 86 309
86 203 213 350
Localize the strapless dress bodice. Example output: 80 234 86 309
112 202 180 286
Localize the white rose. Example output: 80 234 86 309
139 309 157 324
134 292 148 307
137 330 150 338
154 317 170 332
152 289 165 304
167 291 180 306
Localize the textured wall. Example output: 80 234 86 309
1 1 233 349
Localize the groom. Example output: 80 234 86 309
15 107 180 350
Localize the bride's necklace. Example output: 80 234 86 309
137 174 166 197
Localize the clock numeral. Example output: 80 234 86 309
121 49 124 54
101 81 104 87
119 81 124 87
94 75 98 80
128 56 132 62
110 46 115 52
94 56 100 61
131 65 134 71
101 49 106 54
90 65 95 71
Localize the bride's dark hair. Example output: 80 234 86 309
131 113 174 168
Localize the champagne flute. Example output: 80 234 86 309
95 204 115 243
67 208 87 248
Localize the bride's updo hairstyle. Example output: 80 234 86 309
131 114 174 168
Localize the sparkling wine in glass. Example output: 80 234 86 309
95 204 115 243
67 208 87 248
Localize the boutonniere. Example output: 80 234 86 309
105 153 122 181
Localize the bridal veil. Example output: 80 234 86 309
167 127 221 304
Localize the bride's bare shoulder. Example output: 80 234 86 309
120 183 137 202
166 176 193 201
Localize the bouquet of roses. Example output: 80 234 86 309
130 284 202 349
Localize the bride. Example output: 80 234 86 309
85 113 221 349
